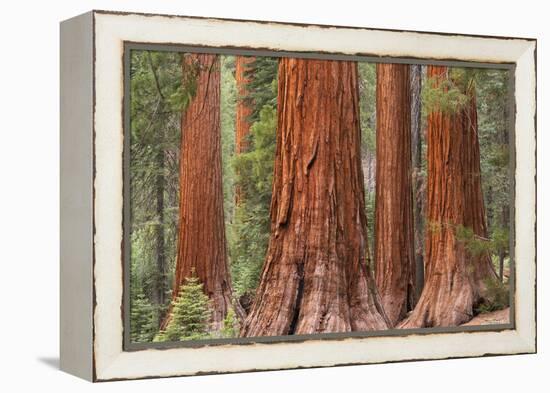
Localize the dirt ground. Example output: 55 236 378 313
462 308 510 326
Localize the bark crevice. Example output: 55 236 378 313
241 58 389 337
162 53 243 332
399 66 497 329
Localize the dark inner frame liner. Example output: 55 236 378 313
122 41 517 352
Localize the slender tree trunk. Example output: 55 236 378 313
240 58 389 337
499 206 509 282
152 144 166 317
162 54 242 331
399 66 497 328
498 245 505 282
363 151 376 194
234 56 255 204
486 185 493 231
410 64 425 300
146 52 168 325
499 104 510 283
374 63 416 327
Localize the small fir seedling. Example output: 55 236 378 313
154 271 212 342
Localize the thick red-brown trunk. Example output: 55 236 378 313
234 56 255 204
240 58 389 337
399 66 496 328
162 54 240 331
374 63 416 327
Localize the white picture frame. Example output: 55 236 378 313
60 10 536 381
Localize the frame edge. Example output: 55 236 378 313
60 11 95 382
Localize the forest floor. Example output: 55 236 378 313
462 308 510 326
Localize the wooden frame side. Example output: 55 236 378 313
60 11 95 381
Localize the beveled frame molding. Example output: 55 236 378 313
60 10 536 382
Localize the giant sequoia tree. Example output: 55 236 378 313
163 53 241 331
240 58 389 337
374 63 416 327
399 66 497 328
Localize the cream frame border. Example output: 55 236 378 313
91 11 536 381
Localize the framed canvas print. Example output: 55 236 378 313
60 10 537 381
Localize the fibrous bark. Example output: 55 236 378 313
399 66 496 328
374 63 416 327
163 53 241 331
234 56 255 204
240 58 389 337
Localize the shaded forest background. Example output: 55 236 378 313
129 51 511 343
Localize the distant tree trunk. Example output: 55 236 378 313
363 151 376 194
499 205 509 282
410 64 425 300
152 144 166 315
486 185 494 230
399 66 497 328
162 54 242 331
374 63 416 327
498 104 510 283
241 58 389 337
147 52 168 325
234 56 255 204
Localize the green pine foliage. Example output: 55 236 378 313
475 278 510 314
230 105 277 296
130 50 199 343
130 290 158 343
226 56 279 298
455 225 493 257
358 62 377 153
422 66 512 288
220 308 239 338
358 62 377 253
421 68 472 116
243 57 278 123
430 222 507 264
475 68 511 267
155 274 213 342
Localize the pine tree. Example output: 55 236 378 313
130 290 157 343
129 50 183 331
230 105 277 298
163 53 244 332
228 56 278 305
220 308 239 338
475 69 511 282
155 273 212 342
243 57 278 122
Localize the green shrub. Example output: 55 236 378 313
154 272 212 342
230 105 276 296
476 278 510 314
220 308 239 338
130 290 157 343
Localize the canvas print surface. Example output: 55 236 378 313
127 50 512 344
